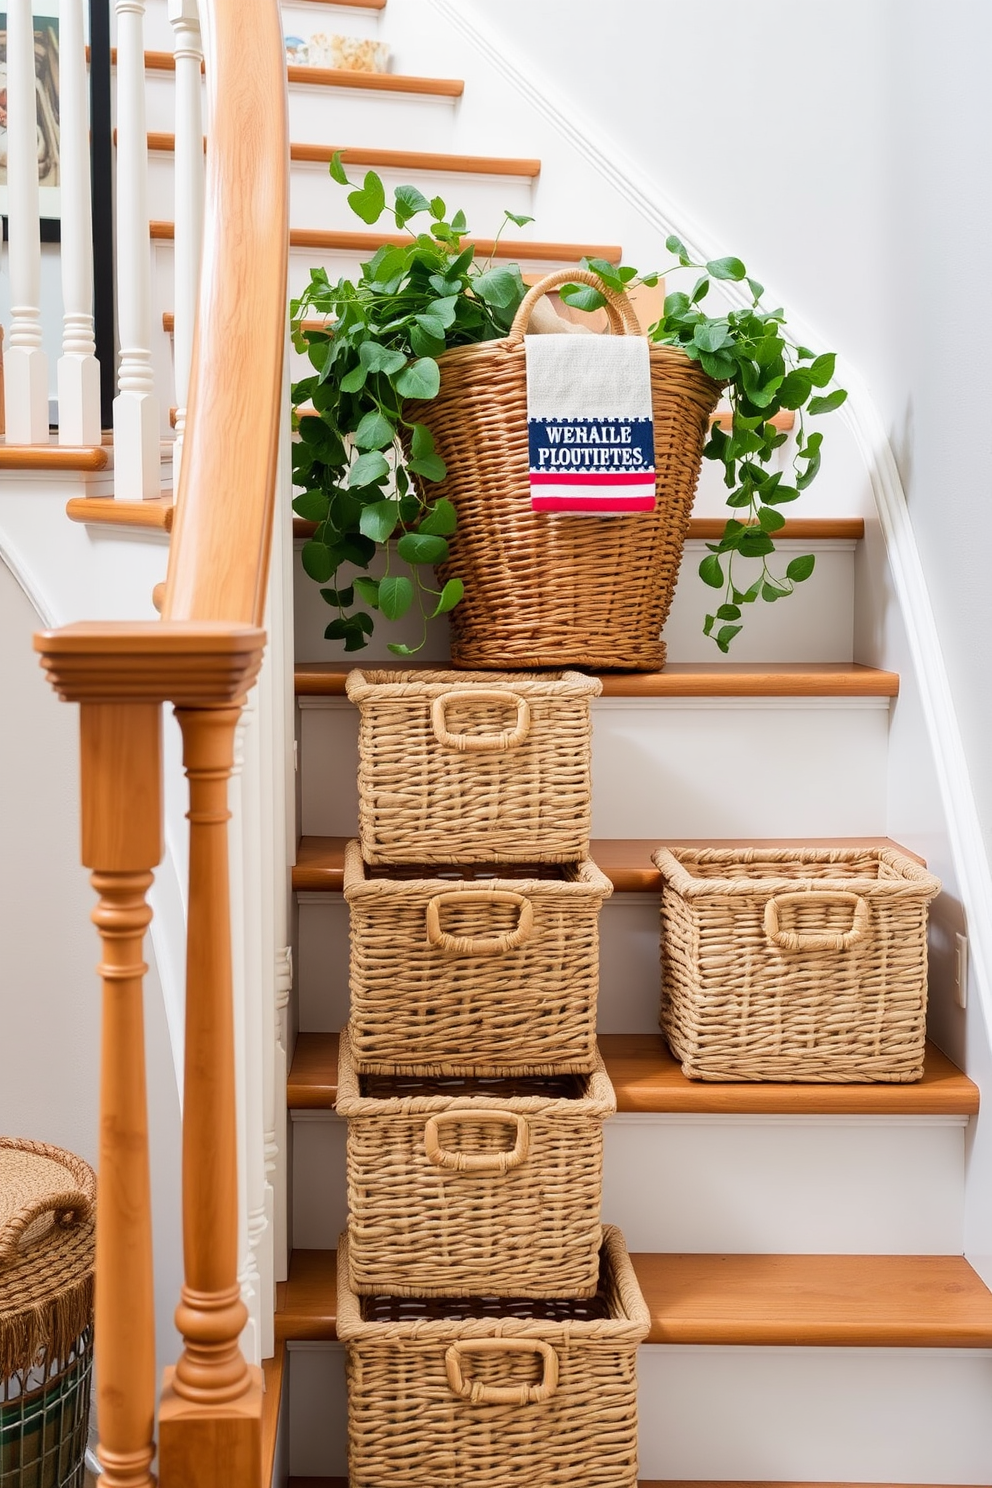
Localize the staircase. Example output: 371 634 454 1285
7 0 991 1483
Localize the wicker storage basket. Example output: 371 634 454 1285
337 1223 649 1488
345 667 600 865
653 845 942 1083
403 267 721 671
344 838 613 1076
337 1028 615 1297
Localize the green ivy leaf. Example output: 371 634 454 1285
505 210 535 227
747 277 764 301
411 424 436 460
693 321 733 353
778 369 813 410
665 234 690 262
738 529 775 558
757 506 787 533
359 342 407 376
716 603 742 621
394 184 431 226
340 363 368 393
301 540 334 582
414 312 447 341
353 576 381 607
353 410 396 450
395 358 441 400
706 256 747 281
427 295 459 328
378 575 415 620
473 266 522 309
808 353 836 387
319 585 354 607
410 324 446 358
560 282 607 312
359 500 400 543
699 553 724 588
432 577 464 616
786 553 816 582
418 497 457 535
808 388 848 415
716 624 742 652
328 150 350 186
408 452 447 482
451 209 467 234
347 171 386 225
430 195 446 219
397 532 449 565
292 490 330 521
348 450 390 488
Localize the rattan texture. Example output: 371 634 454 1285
337 1028 616 1297
0 1140 95 1381
337 1224 648 1488
346 668 600 865
402 268 721 672
653 846 942 1083
344 839 613 1076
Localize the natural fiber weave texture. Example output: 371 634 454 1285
403 268 721 671
337 1224 648 1488
0 1140 95 1380
346 668 600 865
653 846 942 1083
344 839 612 1075
337 1029 615 1297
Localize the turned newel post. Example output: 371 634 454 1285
170 702 251 1400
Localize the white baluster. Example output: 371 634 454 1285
168 0 204 489
58 0 101 445
5 0 49 442
113 0 160 498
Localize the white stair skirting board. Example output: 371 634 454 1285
289 1110 965 1255
296 695 890 841
284 1339 992 1484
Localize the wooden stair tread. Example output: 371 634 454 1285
293 661 895 699
133 48 462 96
148 134 541 177
293 836 922 895
0 442 109 472
66 495 175 531
260 1341 286 1488
151 221 617 262
275 1249 992 1347
287 1032 978 1118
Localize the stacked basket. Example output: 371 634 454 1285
338 668 650 1488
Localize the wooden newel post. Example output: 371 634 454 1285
81 703 162 1488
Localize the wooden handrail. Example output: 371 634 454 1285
35 0 289 1484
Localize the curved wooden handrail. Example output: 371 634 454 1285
162 0 289 626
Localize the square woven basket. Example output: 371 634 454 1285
653 845 942 1083
336 1224 649 1488
345 669 601 864
344 839 613 1076
336 1027 616 1297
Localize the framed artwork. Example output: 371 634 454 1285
0 6 61 239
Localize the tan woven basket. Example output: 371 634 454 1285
403 267 721 671
337 1223 648 1488
344 839 613 1076
337 1027 615 1297
345 667 600 864
653 845 942 1083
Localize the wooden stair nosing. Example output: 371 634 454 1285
118 48 462 96
148 133 541 177
66 495 175 531
150 221 619 263
293 662 897 700
260 1340 286 1488
276 1248 992 1348
287 1032 979 1119
292 836 923 896
292 0 387 8
0 443 109 472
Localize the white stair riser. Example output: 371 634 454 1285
296 696 890 840
292 539 856 667
290 1113 965 1254
296 892 695 1038
285 1341 992 1483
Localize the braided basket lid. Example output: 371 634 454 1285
0 1138 96 1379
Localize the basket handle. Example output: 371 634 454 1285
508 268 642 343
424 1110 530 1174
431 690 531 753
0 1189 91 1266
763 891 870 953
445 1338 560 1404
425 888 534 956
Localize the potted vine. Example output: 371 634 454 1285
291 158 846 662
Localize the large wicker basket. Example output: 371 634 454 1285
336 1028 615 1297
653 845 942 1083
344 839 613 1076
403 267 721 671
345 668 600 864
337 1224 649 1488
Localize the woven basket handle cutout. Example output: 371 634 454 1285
763 891 870 953
445 1338 560 1404
431 691 531 754
508 267 642 343
425 889 534 956
0 1189 91 1266
424 1111 530 1174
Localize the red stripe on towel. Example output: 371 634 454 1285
531 494 657 513
529 471 656 486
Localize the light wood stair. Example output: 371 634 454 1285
151 220 621 262
147 134 543 178
130 48 464 97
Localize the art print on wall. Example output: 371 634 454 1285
0 6 61 238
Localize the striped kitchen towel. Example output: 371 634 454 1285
525 333 655 514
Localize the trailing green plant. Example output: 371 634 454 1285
290 155 533 653
291 162 847 654
564 242 847 652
